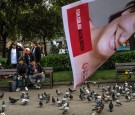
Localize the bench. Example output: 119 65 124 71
0 67 54 88
115 63 135 80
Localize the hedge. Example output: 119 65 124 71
41 54 71 71
100 50 135 70
41 51 135 71
1 50 135 71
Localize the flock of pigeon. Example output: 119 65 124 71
0 81 135 115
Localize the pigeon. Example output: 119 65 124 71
0 93 4 100
21 98 29 105
60 102 69 110
21 92 30 99
91 111 96 115
9 97 19 104
65 90 70 98
62 96 67 102
93 81 97 86
0 110 5 115
1 101 6 112
69 94 73 100
38 94 43 100
39 100 43 107
44 92 48 97
80 88 85 95
116 92 121 97
112 93 116 101
45 95 50 103
20 92 25 99
87 95 92 102
109 100 113 112
57 98 62 106
79 94 86 101
41 93 46 100
63 103 70 114
44 92 50 99
132 92 135 98
68 88 76 93
96 99 104 108
86 83 91 90
52 96 55 104
115 99 122 106
125 94 132 102
56 90 63 96
92 105 104 114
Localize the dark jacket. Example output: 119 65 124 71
16 63 28 75
24 53 34 65
7 47 21 65
28 63 43 75
32 47 41 63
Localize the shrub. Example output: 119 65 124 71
0 57 8 68
100 50 135 70
1 50 135 71
41 51 135 71
41 54 71 71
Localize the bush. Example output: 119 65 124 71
100 50 135 70
0 57 8 68
1 50 135 71
41 51 135 71
41 54 71 71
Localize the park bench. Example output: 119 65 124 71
0 67 54 88
115 62 135 80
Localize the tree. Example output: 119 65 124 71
19 0 65 56
0 0 78 57
19 0 78 55
0 0 21 57
0 0 43 57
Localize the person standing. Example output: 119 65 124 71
31 41 41 63
23 48 34 66
7 42 22 68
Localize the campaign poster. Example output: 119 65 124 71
62 0 135 89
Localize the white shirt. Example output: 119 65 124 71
11 49 17 64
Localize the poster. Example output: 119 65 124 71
62 0 135 89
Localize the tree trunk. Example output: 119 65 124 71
2 35 7 58
43 37 47 56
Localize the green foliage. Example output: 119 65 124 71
0 57 8 68
41 54 71 71
41 50 135 71
100 50 135 70
1 50 135 71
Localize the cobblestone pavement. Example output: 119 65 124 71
0 84 135 115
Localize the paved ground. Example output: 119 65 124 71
0 83 135 115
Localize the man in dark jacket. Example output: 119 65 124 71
7 42 23 68
16 58 28 91
31 41 41 63
28 60 45 89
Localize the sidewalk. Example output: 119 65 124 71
0 84 135 115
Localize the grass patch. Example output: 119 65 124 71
53 69 135 82
90 69 115 81
0 69 134 87
53 70 116 82
53 71 73 82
